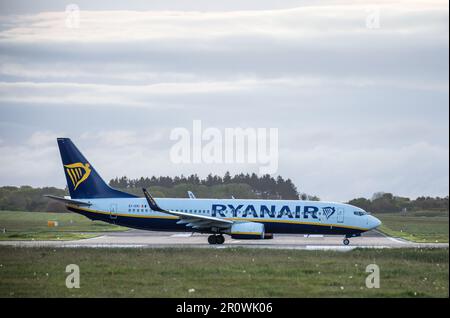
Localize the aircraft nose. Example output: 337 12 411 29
369 215 382 229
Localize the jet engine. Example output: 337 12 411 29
229 222 265 239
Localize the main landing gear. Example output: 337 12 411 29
208 234 225 245
343 238 350 246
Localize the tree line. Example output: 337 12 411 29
348 192 449 214
109 173 315 200
0 186 67 213
0 178 447 214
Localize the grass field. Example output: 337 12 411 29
0 247 447 298
375 210 449 243
0 211 126 241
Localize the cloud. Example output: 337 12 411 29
0 2 447 84
0 126 448 201
0 3 447 42
0 1 448 201
27 130 63 147
0 139 61 185
0 75 447 110
280 141 449 200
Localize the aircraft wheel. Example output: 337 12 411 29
208 235 217 245
343 238 350 246
216 235 225 245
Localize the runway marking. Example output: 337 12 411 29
0 230 447 250
385 236 407 244
305 245 355 251
83 235 107 241
375 230 409 244
63 244 149 248
170 234 193 237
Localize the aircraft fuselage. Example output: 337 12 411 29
67 197 381 236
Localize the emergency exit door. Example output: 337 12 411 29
337 208 344 223
109 203 118 220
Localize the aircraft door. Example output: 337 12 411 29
109 203 118 220
337 208 344 223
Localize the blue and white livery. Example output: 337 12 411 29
46 138 381 245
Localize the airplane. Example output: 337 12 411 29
46 138 382 245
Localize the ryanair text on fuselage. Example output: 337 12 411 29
211 204 332 219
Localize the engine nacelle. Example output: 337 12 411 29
230 222 265 239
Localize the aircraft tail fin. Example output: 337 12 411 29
57 138 136 199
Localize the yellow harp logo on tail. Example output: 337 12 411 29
64 162 91 190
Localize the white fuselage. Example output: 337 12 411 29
69 197 381 235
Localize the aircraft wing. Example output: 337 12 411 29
142 188 233 230
45 195 92 206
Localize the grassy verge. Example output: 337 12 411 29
375 211 449 243
0 211 126 241
0 247 447 297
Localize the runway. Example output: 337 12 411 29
0 229 448 250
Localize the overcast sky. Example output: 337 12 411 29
0 0 448 201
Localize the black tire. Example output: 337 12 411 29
216 235 225 245
208 235 217 245
343 238 350 245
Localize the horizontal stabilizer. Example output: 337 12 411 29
44 195 91 206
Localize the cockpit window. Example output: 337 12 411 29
354 211 367 216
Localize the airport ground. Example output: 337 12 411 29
0 210 448 297
0 246 448 297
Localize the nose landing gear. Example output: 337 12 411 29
342 233 361 245
208 234 225 245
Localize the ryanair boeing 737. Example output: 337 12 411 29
46 138 381 245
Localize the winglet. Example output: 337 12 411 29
142 188 165 212
187 191 196 199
